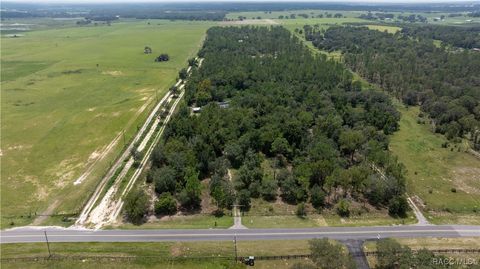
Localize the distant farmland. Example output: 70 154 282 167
0 19 213 227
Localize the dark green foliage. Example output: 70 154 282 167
310 184 326 209
178 167 202 210
296 202 306 217
260 179 278 201
388 195 409 217
237 189 251 211
401 25 480 49
151 166 176 194
210 173 235 209
376 239 454 269
309 238 356 269
308 26 480 143
281 176 306 204
147 26 406 214
155 192 177 215
336 199 350 217
155 53 169 62
179 68 188 80
124 189 149 224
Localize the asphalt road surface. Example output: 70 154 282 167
1 225 479 244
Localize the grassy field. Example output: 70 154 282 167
226 9 480 26
364 24 401 33
226 9 365 20
1 19 214 228
0 240 316 268
389 103 480 221
115 214 233 229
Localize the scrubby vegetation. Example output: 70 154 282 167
140 26 408 223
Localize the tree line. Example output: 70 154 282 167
290 238 461 269
131 26 409 224
401 24 480 49
306 25 480 147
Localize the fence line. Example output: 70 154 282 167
3 249 479 263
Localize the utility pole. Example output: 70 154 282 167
44 231 51 258
233 234 238 262
122 130 126 146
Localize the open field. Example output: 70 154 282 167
389 104 480 221
226 9 365 20
0 240 316 268
114 214 233 229
227 9 480 26
1 19 214 228
364 24 401 33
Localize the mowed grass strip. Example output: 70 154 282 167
1 19 214 227
0 240 313 268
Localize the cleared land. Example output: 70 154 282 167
226 9 480 26
1 19 214 228
389 103 480 224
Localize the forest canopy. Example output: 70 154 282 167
144 26 407 220
305 25 480 146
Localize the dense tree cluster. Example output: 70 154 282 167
397 14 427 23
375 239 462 269
305 238 355 269
359 12 395 21
308 26 480 146
147 26 407 217
401 25 480 49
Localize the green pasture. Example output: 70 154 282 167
390 104 480 218
0 19 214 227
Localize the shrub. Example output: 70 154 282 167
155 192 177 216
237 189 251 211
261 179 278 201
296 202 306 217
310 184 326 209
336 199 350 217
124 189 149 224
388 196 409 217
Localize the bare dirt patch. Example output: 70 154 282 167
452 167 480 194
102 70 124 76
31 200 60 225
88 150 101 162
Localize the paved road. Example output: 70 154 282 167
1 225 479 244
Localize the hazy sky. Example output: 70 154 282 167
4 0 479 3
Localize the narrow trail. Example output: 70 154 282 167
75 59 203 229
227 169 247 229
75 90 173 226
407 197 430 225
371 163 430 225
